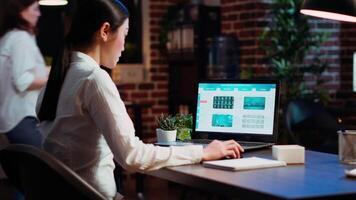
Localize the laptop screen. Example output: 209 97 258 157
194 80 279 141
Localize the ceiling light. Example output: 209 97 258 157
300 0 356 23
39 0 68 6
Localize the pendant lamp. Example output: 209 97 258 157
39 0 68 6
300 0 356 23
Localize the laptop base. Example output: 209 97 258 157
155 139 273 151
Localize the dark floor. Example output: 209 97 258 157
0 179 15 200
121 173 185 200
0 172 230 200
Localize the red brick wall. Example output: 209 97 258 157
221 0 341 93
221 0 270 75
339 23 356 97
220 0 356 128
306 18 340 95
337 22 356 126
117 0 179 139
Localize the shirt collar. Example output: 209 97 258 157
71 51 99 68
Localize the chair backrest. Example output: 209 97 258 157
0 144 106 200
285 99 342 153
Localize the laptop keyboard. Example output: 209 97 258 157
155 139 273 150
190 139 213 144
189 139 267 146
187 139 272 150
238 141 267 147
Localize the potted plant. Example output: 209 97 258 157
259 0 330 106
156 114 178 142
257 0 331 144
175 114 193 141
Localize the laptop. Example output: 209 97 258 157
156 79 280 151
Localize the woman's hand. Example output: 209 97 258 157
202 140 244 161
27 66 50 91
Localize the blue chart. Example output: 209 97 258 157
212 114 233 127
243 97 266 110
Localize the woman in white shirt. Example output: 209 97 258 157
37 0 243 199
0 0 48 148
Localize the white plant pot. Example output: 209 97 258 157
156 128 177 142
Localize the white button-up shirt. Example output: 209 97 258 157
37 51 203 199
0 29 46 132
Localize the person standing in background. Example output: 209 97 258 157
0 0 48 148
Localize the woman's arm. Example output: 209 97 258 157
27 67 49 91
84 70 203 172
10 31 48 92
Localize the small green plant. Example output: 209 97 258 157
156 114 177 131
175 114 193 141
175 114 193 129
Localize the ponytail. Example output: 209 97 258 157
38 0 129 122
38 44 71 121
38 0 76 121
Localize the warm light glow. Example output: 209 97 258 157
301 9 356 23
39 0 68 6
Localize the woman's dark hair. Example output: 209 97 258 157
0 0 38 37
38 0 129 121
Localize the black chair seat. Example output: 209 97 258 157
285 100 342 154
0 144 108 200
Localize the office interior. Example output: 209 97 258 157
1 0 356 199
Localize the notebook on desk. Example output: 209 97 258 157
156 79 280 151
203 157 286 171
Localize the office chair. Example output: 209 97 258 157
285 99 342 154
0 144 108 200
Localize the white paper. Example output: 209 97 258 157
203 157 286 171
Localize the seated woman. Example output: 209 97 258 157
37 0 244 199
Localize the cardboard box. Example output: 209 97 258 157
272 145 305 164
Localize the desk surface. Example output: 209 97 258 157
147 149 356 200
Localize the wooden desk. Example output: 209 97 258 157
147 149 356 199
